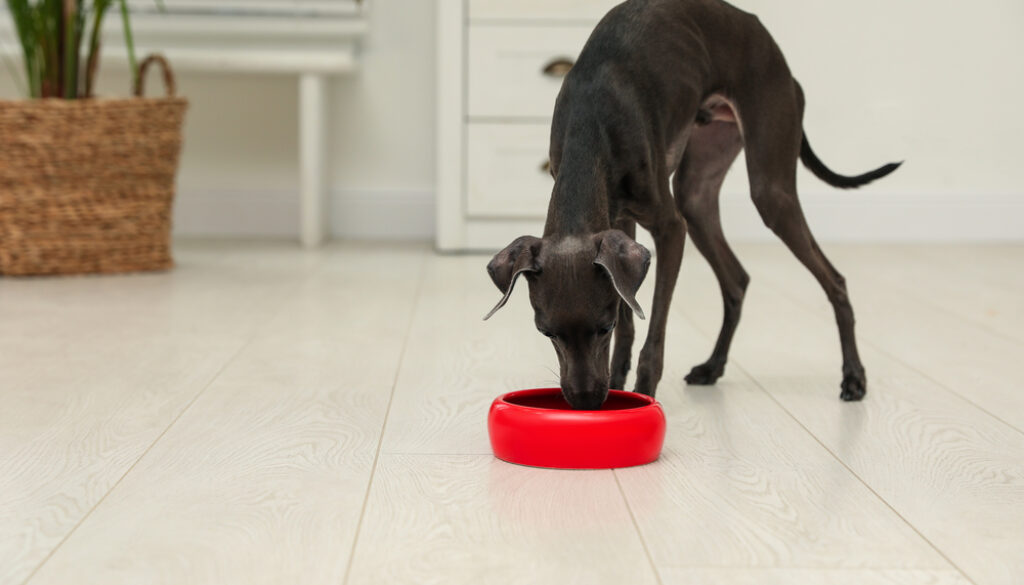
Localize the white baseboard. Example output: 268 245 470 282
173 188 1022 243
174 188 299 239
718 190 1024 242
173 188 434 240
329 190 435 240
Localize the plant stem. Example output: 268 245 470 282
83 0 110 97
116 0 136 90
62 0 77 97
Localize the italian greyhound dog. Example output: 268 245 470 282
484 0 901 410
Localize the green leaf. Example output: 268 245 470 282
116 0 136 90
5 0 159 98
6 0 41 96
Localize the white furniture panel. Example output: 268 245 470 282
467 25 594 119
466 124 553 217
127 1 360 16
438 0 603 250
469 0 621 22
439 0 657 251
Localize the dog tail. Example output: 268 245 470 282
799 132 902 189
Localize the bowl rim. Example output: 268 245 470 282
494 387 658 414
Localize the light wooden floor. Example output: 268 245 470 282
1 241 1021 585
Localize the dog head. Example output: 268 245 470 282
484 230 651 410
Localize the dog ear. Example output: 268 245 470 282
484 236 543 321
593 230 652 320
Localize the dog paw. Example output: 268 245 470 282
840 373 867 401
610 374 627 391
633 374 657 397
685 362 724 385
634 358 663 397
610 361 630 390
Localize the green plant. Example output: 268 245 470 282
5 0 161 98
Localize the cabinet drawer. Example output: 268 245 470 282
466 124 553 218
467 25 593 119
469 0 620 22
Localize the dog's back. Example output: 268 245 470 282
548 0 780 194
565 0 771 107
532 0 899 402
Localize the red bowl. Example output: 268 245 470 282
488 388 666 469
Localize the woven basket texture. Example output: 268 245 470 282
0 57 187 276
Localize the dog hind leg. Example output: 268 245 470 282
739 77 867 401
674 121 747 385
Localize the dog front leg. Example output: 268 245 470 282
610 219 637 390
635 213 686 397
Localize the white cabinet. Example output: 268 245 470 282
468 0 621 21
467 26 594 118
436 0 612 251
466 124 553 217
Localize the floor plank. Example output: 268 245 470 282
902 244 1024 293
615 288 952 574
886 245 1023 342
0 245 318 585
345 454 659 585
353 254 659 583
4 243 1019 585
381 253 556 455
619 380 951 572
378 252 955 581
21 245 426 585
737 244 1024 432
675 244 1024 585
658 568 971 585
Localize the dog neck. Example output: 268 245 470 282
544 129 615 239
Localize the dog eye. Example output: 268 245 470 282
598 323 615 336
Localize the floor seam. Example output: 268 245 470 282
18 250 328 585
895 285 1024 346
678 309 979 585
756 275 1024 437
868 344 1023 435
20 340 252 585
651 566 973 571
341 252 429 585
898 245 1024 303
612 470 666 585
737 360 980 585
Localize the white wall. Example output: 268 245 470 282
1 0 1021 242
170 0 437 240
716 0 1024 241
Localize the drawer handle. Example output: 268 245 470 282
542 58 575 78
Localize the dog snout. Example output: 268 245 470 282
562 386 609 411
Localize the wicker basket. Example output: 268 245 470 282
0 55 187 276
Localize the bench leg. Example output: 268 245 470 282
299 73 328 248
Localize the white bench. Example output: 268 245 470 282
1 0 367 247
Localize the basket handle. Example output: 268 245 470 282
134 54 177 98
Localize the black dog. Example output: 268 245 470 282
485 0 901 409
